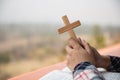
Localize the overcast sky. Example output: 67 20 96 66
0 0 120 26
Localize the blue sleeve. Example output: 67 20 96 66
107 56 120 72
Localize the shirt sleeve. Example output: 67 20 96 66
73 62 105 80
107 56 120 72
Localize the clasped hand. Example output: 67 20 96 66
66 38 110 71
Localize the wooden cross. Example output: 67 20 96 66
58 15 81 41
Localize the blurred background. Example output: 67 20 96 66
0 0 120 80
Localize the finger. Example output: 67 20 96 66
66 55 73 71
66 54 70 61
81 39 91 53
78 37 85 49
68 38 81 49
66 55 69 65
66 54 71 65
91 46 100 55
78 37 82 44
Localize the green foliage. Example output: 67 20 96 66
91 25 106 48
0 52 10 63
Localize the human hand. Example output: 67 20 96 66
66 38 96 71
78 38 110 68
66 38 110 71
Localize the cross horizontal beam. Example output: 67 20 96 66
58 20 80 34
58 15 81 41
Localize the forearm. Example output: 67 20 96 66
73 62 105 80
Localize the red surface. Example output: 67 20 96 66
99 43 120 57
8 43 120 80
8 61 66 80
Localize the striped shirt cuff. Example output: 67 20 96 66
73 62 105 80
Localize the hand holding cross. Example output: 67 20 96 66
58 15 81 41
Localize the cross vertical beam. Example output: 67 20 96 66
62 16 78 41
58 15 81 41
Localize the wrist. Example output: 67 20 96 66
101 55 110 69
